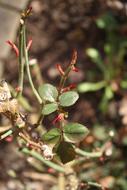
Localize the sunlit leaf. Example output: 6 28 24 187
78 81 106 93
42 128 61 145
96 13 117 30
59 91 79 107
86 48 105 72
38 84 58 102
42 103 58 115
86 48 100 60
63 123 89 143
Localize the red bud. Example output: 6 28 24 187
61 84 76 92
72 65 79 72
5 135 13 142
27 38 33 51
52 113 64 125
56 64 65 76
6 40 19 57
70 49 77 65
15 86 21 93
47 168 55 174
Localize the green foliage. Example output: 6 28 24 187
96 13 117 30
55 141 76 164
86 48 105 73
42 122 89 163
42 128 61 144
38 83 58 103
42 103 58 115
78 12 127 113
3 8 125 190
42 122 89 145
63 123 89 143
78 81 106 93
59 91 79 107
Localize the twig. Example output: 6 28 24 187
0 129 13 140
17 19 25 97
23 24 42 104
30 61 44 86
18 132 41 149
75 148 102 158
87 181 104 189
58 50 77 94
23 171 57 184
22 147 65 173
36 112 44 127
58 173 65 190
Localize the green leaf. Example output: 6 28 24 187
99 86 114 113
86 48 105 72
105 86 114 100
86 48 100 60
59 91 79 107
38 84 58 102
63 123 89 143
121 80 127 89
78 81 106 93
93 125 107 141
56 141 76 164
42 128 61 145
96 13 117 30
42 103 58 115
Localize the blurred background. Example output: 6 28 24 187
0 0 127 189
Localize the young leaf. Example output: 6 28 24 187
42 128 61 145
78 81 106 93
86 48 105 73
86 48 100 60
59 91 79 107
38 84 58 102
56 141 76 164
63 123 89 143
99 86 114 112
42 103 58 115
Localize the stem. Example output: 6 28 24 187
87 181 103 189
0 129 13 140
58 173 65 190
59 66 72 94
23 25 42 104
22 148 65 173
36 114 44 126
18 132 41 149
58 50 77 92
9 84 33 111
75 148 102 158
17 21 25 97
30 63 44 86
